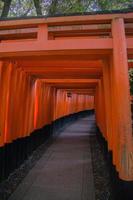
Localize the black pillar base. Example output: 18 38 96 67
115 179 133 200
96 126 133 200
0 109 93 183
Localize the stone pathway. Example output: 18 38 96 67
9 116 96 200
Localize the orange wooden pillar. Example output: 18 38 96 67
102 59 114 151
95 80 107 138
34 80 43 129
111 18 133 180
5 63 20 142
94 85 100 128
1 62 13 144
38 24 48 42
23 76 34 137
100 78 107 140
27 77 36 135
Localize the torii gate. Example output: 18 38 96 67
0 12 133 186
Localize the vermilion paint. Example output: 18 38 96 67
0 12 132 181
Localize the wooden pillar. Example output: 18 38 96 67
3 62 13 144
28 77 35 135
34 80 39 129
101 77 108 140
112 18 133 180
103 59 114 151
38 24 48 42
96 80 106 136
95 85 100 128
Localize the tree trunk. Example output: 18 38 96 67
33 0 42 16
48 0 58 15
1 0 12 18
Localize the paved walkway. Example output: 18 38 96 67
9 116 96 200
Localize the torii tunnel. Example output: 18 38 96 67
0 11 133 200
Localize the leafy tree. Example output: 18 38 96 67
8 0 35 17
48 0 58 15
33 0 42 15
129 68 133 95
96 0 133 10
1 0 12 18
0 0 133 18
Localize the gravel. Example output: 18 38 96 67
0 120 115 200
0 138 54 200
90 129 114 200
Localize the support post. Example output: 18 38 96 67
37 24 48 42
102 59 114 151
112 18 133 181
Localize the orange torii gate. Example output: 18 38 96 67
0 11 133 197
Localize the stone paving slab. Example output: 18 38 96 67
9 116 95 200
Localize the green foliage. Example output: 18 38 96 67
129 68 133 95
0 0 133 18
52 0 86 14
8 0 35 17
96 0 133 10
0 1 3 15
